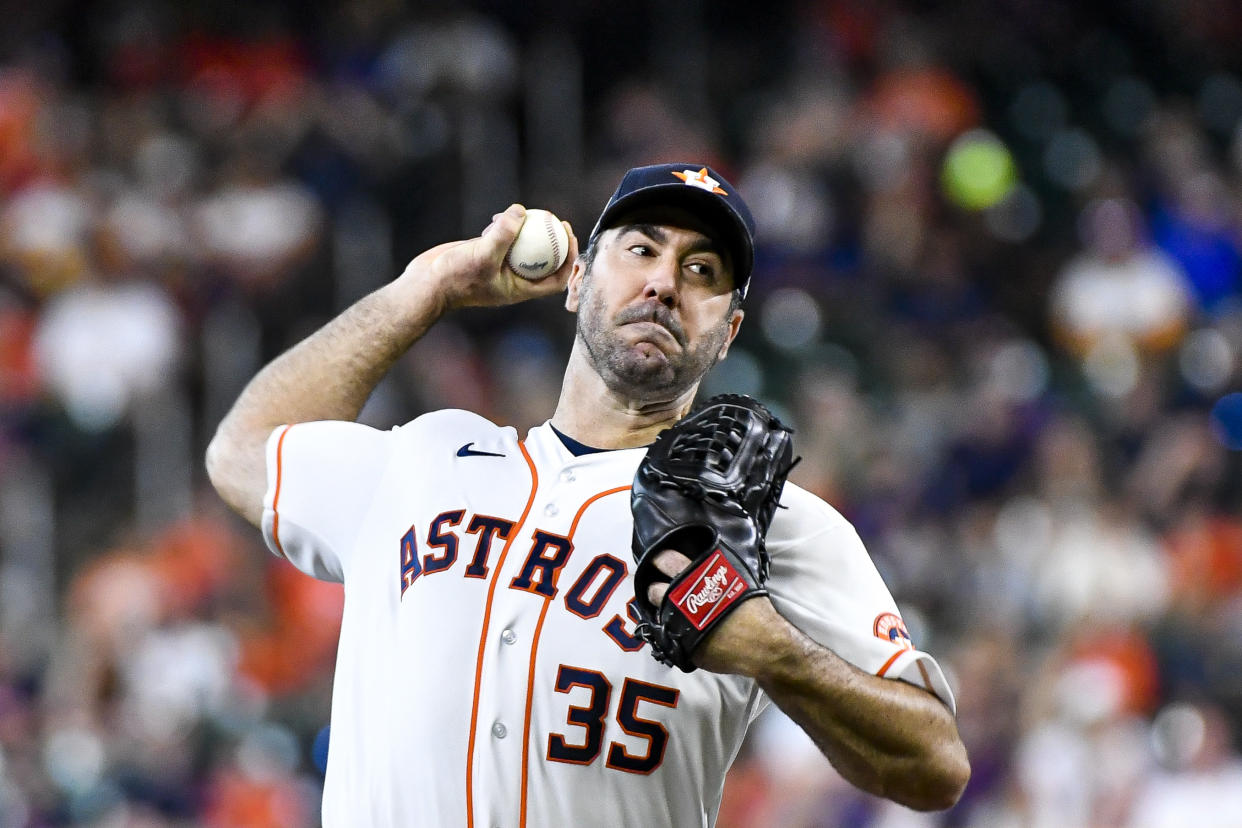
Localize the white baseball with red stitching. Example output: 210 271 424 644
506 208 568 281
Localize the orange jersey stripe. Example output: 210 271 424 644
520 588 556 826
876 648 904 678
466 441 539 828
519 485 630 827
270 425 293 559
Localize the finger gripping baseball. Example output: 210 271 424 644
630 394 797 672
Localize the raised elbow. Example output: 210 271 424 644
204 429 241 498
204 431 226 491
203 425 268 527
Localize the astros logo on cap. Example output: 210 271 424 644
673 167 728 195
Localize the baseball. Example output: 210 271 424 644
506 208 569 281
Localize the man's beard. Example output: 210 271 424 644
576 274 732 399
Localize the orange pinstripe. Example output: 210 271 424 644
519 484 630 827
466 442 539 828
270 425 293 559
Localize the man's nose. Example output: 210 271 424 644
642 259 678 308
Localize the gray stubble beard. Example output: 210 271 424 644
575 271 732 401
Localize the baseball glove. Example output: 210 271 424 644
630 394 797 672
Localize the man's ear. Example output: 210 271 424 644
716 308 745 362
565 258 587 312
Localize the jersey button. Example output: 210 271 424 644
562 471 576 484
492 721 507 739
501 629 517 645
544 503 558 517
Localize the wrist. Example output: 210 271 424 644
695 598 799 678
386 260 452 327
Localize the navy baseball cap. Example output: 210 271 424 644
589 163 757 298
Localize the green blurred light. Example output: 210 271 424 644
941 129 1018 210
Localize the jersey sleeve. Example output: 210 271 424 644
261 420 396 582
764 484 957 713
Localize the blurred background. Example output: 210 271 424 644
1 0 1241 825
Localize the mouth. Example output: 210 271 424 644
616 304 686 349
624 320 680 347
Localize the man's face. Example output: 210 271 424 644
566 214 744 400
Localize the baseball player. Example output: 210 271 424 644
206 163 969 826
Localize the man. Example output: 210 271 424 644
206 163 969 826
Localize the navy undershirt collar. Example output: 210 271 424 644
549 424 613 456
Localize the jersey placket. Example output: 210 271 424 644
470 446 577 828
521 458 636 826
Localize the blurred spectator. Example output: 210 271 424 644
593 80 725 174
1126 702 1242 828
0 178 93 298
103 129 199 274
192 144 322 295
1150 170 1242 315
0 67 43 192
1030 496 1170 630
236 560 343 698
883 231 989 334
1050 197 1194 358
1126 413 1227 524
1163 507 1242 614
32 265 182 433
866 60 979 146
202 724 318 828
738 78 853 259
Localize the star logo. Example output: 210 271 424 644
672 167 728 195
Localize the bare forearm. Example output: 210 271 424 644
231 278 439 424
755 621 969 810
696 599 969 811
205 275 443 524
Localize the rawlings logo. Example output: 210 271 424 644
684 566 729 612
669 551 746 630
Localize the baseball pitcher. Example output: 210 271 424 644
206 163 970 826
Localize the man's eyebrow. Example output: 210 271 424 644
617 223 723 257
617 223 668 244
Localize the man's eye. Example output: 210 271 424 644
628 244 653 256
687 262 717 280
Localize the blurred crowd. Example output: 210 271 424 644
1 0 1241 825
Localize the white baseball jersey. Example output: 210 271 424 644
261 410 954 828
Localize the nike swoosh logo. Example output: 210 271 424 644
457 442 506 458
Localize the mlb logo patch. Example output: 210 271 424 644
668 551 746 630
